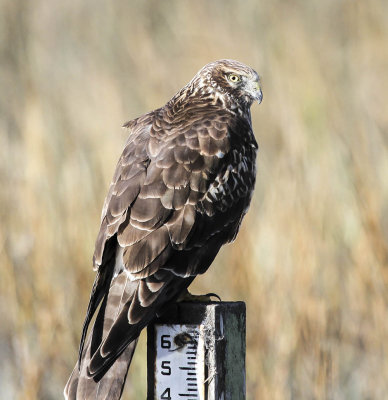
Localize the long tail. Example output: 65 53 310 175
64 270 140 400
64 337 138 400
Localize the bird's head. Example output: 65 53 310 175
195 59 263 110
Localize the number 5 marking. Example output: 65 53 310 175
161 360 171 375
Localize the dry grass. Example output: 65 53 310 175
1 0 388 398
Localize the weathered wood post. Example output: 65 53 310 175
147 301 246 400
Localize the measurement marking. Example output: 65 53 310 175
155 324 205 400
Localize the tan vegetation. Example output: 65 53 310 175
1 0 388 398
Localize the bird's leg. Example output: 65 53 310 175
177 288 221 302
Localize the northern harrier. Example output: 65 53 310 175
65 59 262 399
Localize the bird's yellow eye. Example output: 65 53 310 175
228 73 240 83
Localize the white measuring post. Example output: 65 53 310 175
147 301 246 400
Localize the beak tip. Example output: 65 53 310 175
257 90 263 104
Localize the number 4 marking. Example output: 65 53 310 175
161 387 171 400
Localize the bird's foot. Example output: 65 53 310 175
178 289 221 302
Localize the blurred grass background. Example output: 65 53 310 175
1 0 388 398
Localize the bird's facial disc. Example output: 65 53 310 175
224 71 263 105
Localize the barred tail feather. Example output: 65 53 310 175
65 266 140 399
64 337 138 400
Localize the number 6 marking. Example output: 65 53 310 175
161 334 171 349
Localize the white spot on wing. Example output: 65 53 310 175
124 269 138 281
113 245 124 278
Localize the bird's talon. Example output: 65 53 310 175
205 292 222 302
178 290 222 303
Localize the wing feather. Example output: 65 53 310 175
166 205 196 246
122 226 170 273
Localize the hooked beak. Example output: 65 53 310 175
246 79 263 104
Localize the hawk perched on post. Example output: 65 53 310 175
65 59 262 399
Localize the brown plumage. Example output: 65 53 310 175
64 59 263 399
